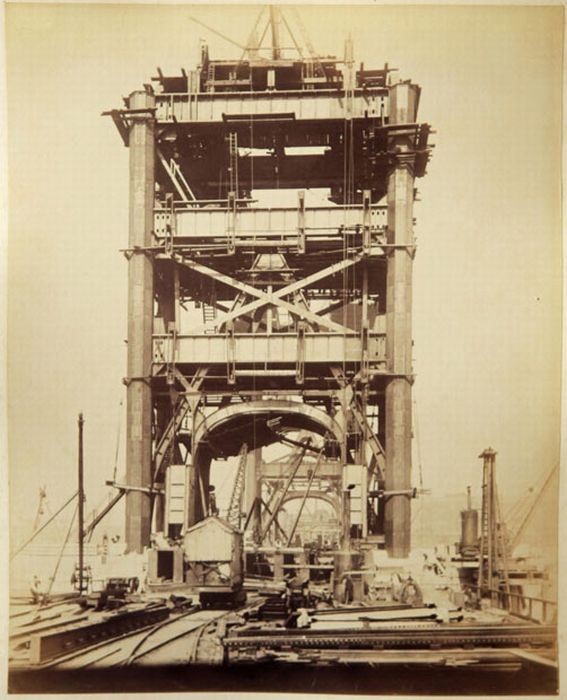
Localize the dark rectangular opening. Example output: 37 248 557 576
157 550 174 580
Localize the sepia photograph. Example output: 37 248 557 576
4 2 563 695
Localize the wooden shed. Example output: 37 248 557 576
183 516 243 589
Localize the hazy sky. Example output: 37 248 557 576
5 4 563 545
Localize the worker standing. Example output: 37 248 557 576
30 575 44 605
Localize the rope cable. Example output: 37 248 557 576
41 501 79 607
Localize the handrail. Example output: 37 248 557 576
153 330 386 339
465 582 556 607
463 583 557 624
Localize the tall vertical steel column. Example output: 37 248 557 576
384 82 418 558
125 90 155 553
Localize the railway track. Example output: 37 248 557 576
123 609 229 666
10 597 556 671
44 599 262 669
44 608 222 669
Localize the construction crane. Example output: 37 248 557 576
508 464 559 554
478 448 510 601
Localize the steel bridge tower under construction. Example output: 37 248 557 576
108 7 432 559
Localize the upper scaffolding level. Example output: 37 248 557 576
108 10 432 204
150 42 391 124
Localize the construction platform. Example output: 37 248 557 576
8 587 558 694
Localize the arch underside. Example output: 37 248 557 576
193 399 344 457
188 400 344 525
280 491 340 513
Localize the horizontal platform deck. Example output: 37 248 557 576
155 202 387 241
153 331 385 368
155 88 388 123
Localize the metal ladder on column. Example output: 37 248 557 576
228 132 239 199
478 471 490 591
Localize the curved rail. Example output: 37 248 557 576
30 598 262 670
124 609 219 666
125 599 262 666
123 604 200 664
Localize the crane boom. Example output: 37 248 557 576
510 464 559 552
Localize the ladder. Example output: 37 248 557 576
478 466 490 590
153 396 191 481
226 443 249 529
207 62 215 92
202 304 217 323
228 132 239 199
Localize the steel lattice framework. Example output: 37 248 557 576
109 10 432 557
